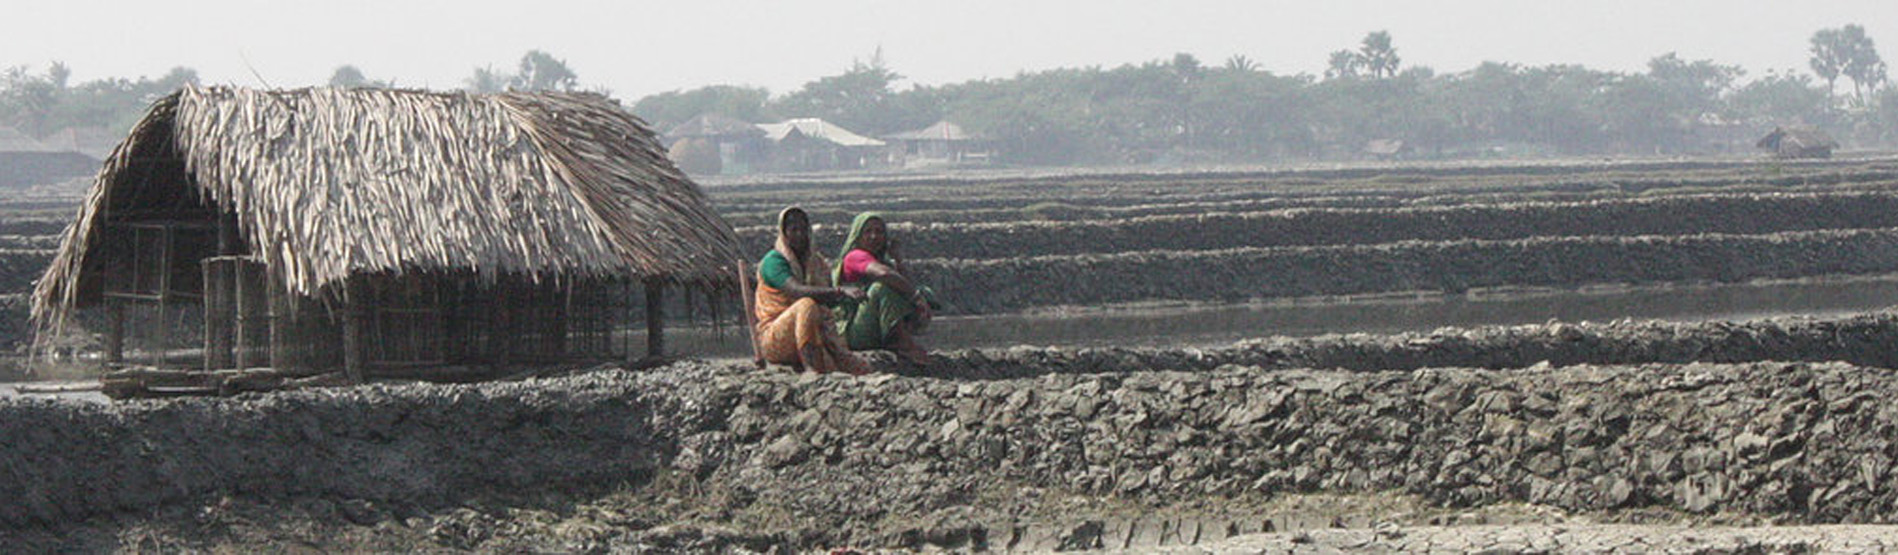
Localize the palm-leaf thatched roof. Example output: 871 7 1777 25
1757 125 1838 151
35 86 741 324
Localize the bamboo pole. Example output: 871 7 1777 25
341 276 367 383
154 225 173 367
622 280 633 361
552 280 569 357
644 278 665 360
268 269 291 370
202 259 234 370
104 300 124 366
494 280 513 369
206 212 239 370
217 211 238 254
234 259 261 369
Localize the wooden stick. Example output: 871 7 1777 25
13 382 103 394
737 260 763 369
104 300 124 365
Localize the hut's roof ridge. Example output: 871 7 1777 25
0 126 54 152
886 120 979 142
1758 125 1838 150
39 126 117 159
666 113 763 138
35 85 740 324
757 118 885 147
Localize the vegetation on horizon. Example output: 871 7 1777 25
1 26 1893 166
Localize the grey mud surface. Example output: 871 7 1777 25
1148 524 1898 553
7 312 1898 551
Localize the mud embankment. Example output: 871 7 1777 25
710 160 1898 225
922 228 1898 313
909 311 1898 380
1181 525 1898 553
735 191 1898 261
0 218 70 237
5 314 1898 550
0 374 671 528
682 360 1898 547
0 250 51 295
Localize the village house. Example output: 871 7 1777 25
884 120 992 168
39 125 121 161
664 112 767 175
755 118 887 172
0 126 98 190
33 86 741 389
1757 126 1839 159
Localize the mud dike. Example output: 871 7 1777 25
711 162 1898 316
6 313 1898 551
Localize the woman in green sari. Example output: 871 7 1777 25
833 212 937 365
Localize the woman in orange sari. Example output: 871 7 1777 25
754 207 870 374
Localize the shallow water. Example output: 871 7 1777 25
15 277 1898 398
927 277 1898 349
0 381 110 403
659 276 1898 355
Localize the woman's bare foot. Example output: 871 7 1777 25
891 326 931 366
835 350 873 375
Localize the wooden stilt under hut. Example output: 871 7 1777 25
32 86 741 396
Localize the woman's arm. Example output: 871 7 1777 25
779 276 862 303
862 260 930 320
886 236 911 276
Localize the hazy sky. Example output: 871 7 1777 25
7 1 1896 100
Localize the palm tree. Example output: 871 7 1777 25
1223 54 1260 73
1325 50 1362 80
1359 31 1401 79
1811 24 1886 106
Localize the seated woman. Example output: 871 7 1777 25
754 207 869 374
833 211 937 365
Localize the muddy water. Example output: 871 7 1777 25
13 277 1898 396
0 381 110 403
941 279 1898 349
931 277 1898 349
660 276 1898 356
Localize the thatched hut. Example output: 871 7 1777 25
33 86 741 383
664 113 766 175
0 126 99 189
1757 126 1838 159
885 120 991 168
756 118 888 172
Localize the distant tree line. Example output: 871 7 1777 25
0 63 198 138
1 27 1892 166
636 26 1897 165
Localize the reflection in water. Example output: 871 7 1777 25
659 277 1898 356
13 278 1898 401
17 278 1893 403
926 277 1898 350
